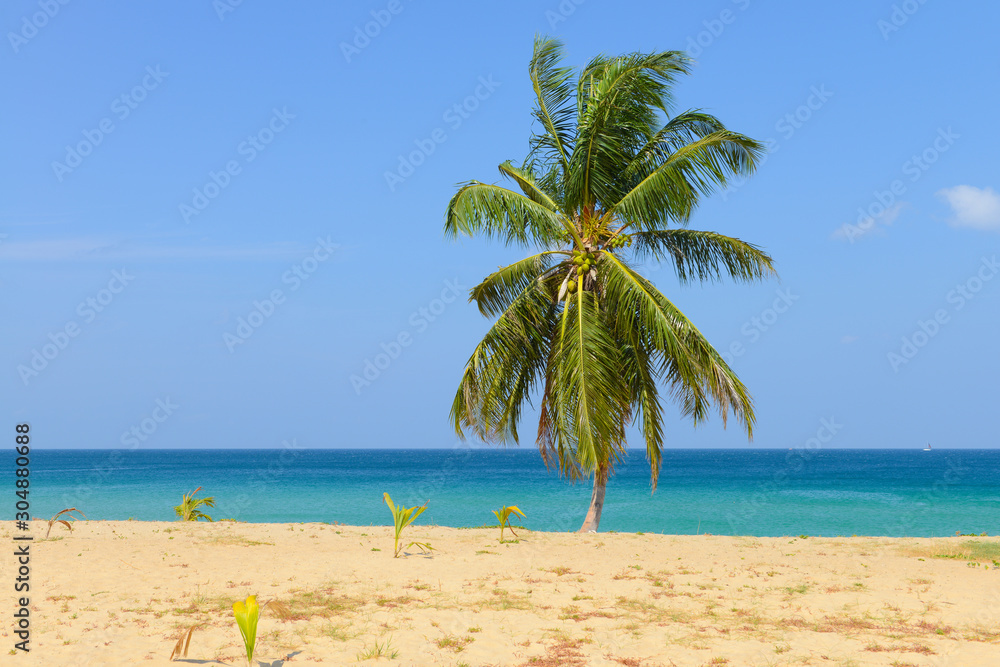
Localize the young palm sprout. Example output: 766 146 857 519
174 487 215 522
383 493 432 557
493 505 526 542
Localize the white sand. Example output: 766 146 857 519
3 521 999 666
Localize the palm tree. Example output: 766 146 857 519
445 36 776 532
174 486 215 522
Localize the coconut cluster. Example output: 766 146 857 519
571 250 596 275
606 234 632 250
556 250 596 301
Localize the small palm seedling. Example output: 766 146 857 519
168 597 289 663
174 487 215 522
46 508 86 538
492 505 526 542
233 595 260 667
383 492 432 557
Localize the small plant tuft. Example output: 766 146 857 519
492 505 526 542
46 508 86 538
174 487 215 522
383 493 431 557
357 637 398 660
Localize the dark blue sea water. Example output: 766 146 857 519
14 448 1000 536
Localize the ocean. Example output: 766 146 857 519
16 448 1000 537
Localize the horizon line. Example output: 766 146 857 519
14 447 997 452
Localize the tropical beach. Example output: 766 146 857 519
6 520 1000 665
6 2 1000 666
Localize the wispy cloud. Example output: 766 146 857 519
840 335 860 344
873 201 905 227
0 219 67 228
0 213 72 227
830 201 907 242
0 237 315 261
937 185 1000 231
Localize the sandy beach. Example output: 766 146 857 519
4 520 999 666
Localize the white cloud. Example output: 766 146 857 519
937 185 1000 231
840 335 859 344
830 201 907 242
875 201 906 227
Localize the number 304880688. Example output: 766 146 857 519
15 424 30 518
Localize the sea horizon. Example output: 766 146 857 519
22 445 1000 450
16 448 999 537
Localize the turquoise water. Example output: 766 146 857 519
16 448 1000 536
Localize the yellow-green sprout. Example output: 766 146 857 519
383 492 431 557
232 595 260 666
492 505 526 542
174 486 215 521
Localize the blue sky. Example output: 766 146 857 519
2 0 998 452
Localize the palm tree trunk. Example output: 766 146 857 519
578 462 608 532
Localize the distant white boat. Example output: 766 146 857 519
923 443 932 451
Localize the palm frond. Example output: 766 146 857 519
445 182 565 247
569 51 692 208
621 110 729 181
601 252 754 436
609 131 765 230
470 251 564 318
618 336 664 489
497 161 562 212
548 285 629 474
631 230 776 284
527 35 576 172
451 280 557 445
577 50 690 118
